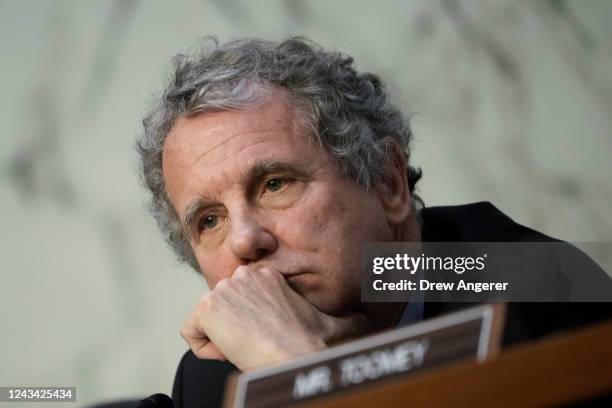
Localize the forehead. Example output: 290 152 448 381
161 95 319 208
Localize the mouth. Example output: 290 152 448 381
283 271 309 278
283 272 311 292
249 260 312 284
285 276 303 292
283 272 309 287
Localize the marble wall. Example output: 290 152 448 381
1 1 611 406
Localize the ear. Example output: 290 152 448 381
375 139 412 226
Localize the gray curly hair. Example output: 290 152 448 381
137 36 422 271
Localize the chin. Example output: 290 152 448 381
306 290 360 317
287 274 360 316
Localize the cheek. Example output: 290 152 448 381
283 215 333 257
270 203 332 251
309 209 329 238
306 191 391 282
284 184 388 253
194 248 235 288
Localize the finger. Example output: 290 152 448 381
180 298 227 361
254 267 306 301
181 323 226 360
181 320 227 360
192 339 227 361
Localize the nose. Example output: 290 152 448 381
228 209 278 263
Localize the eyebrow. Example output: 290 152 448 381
180 159 309 236
247 159 308 191
182 198 207 234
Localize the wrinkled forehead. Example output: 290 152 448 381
160 93 327 209
162 93 314 170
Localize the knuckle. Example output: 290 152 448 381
199 293 211 307
260 267 282 283
180 328 194 342
197 294 214 314
197 315 208 330
214 278 230 291
234 266 250 280
179 328 187 339
259 267 275 278
206 292 218 308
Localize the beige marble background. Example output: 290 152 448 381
1 1 611 406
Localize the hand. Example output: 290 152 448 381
180 266 367 371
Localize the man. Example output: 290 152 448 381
137 37 610 407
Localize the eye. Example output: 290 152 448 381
265 178 284 192
199 215 219 231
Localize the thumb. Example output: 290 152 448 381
180 314 227 361
193 339 227 361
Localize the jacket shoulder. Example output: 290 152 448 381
421 201 557 242
172 350 238 408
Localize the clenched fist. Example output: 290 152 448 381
180 266 367 371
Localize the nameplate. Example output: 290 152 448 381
225 304 505 408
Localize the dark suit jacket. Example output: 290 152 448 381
171 202 612 408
